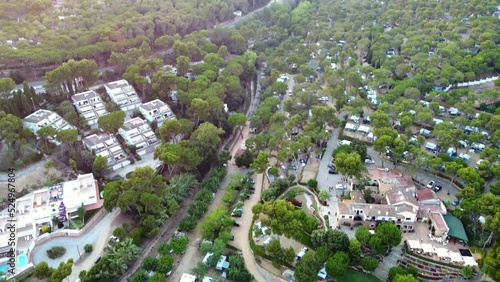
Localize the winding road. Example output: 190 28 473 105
31 209 120 269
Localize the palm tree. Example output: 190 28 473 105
107 256 128 274
167 174 199 202
113 238 140 263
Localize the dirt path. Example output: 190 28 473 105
170 134 243 281
120 185 198 280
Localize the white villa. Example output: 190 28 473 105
82 133 130 171
72 90 108 126
104 80 141 111
0 174 102 275
118 117 159 155
139 99 175 126
23 109 75 142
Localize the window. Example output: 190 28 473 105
405 218 411 221
348 216 352 219
341 216 345 218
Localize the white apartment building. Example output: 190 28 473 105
72 90 108 126
82 133 130 171
104 80 141 111
0 174 102 274
139 99 175 126
23 109 76 142
118 117 159 156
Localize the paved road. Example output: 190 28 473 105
223 0 282 28
315 128 346 229
31 209 120 268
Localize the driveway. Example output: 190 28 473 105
31 209 120 268
107 152 160 178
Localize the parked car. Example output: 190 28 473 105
434 185 442 192
232 208 243 217
233 221 242 227
328 166 338 174
426 180 436 189
452 199 460 206
365 156 375 164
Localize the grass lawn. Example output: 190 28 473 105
69 217 83 229
340 269 381 282
281 187 304 199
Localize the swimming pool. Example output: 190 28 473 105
0 263 8 278
17 255 27 268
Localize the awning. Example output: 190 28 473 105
449 252 463 262
443 214 469 242
463 256 478 267
435 248 450 258
421 243 435 254
407 240 422 250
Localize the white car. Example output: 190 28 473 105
318 96 329 101
426 181 435 189
364 157 375 164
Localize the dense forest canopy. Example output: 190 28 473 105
0 0 269 66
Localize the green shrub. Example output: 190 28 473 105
128 227 144 246
47 246 66 259
44 160 56 169
470 247 486 267
125 171 134 179
34 261 53 278
307 179 318 191
84 244 93 253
